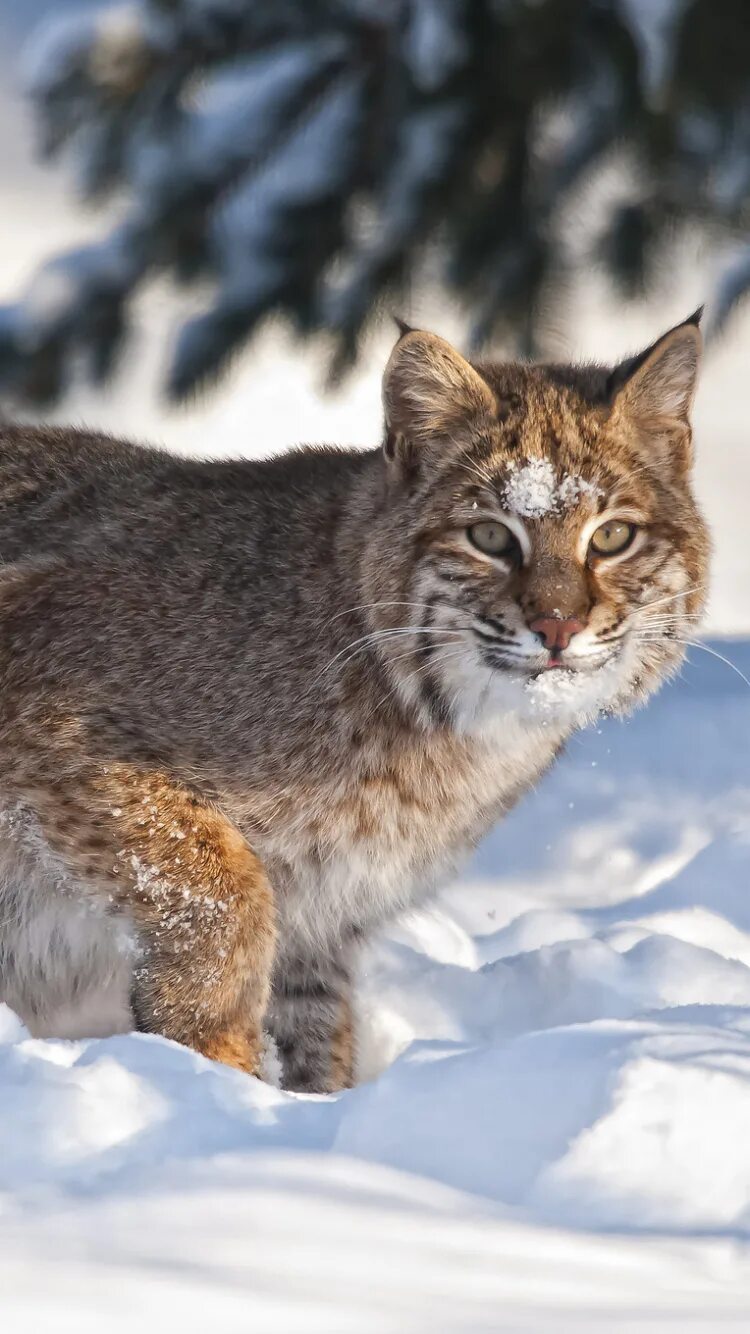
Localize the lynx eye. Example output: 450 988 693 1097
589 520 636 556
468 520 516 557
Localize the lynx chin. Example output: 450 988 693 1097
0 314 708 1091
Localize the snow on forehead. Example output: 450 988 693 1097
502 458 600 518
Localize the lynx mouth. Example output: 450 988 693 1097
529 657 613 678
476 639 616 679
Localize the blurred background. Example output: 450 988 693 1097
0 0 748 630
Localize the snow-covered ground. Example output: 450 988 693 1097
3 5 750 1328
4 641 750 1330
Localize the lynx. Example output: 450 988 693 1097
0 314 708 1091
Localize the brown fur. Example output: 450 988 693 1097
328 998 356 1091
0 316 709 1089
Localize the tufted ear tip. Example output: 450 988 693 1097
391 315 415 341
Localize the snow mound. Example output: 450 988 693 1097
3 639 750 1329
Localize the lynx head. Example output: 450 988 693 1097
363 314 709 731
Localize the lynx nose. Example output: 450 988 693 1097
529 616 585 652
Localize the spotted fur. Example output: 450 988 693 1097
0 314 709 1089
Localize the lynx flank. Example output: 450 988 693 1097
0 316 708 1091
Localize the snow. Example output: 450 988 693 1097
21 7 100 95
520 655 626 721
403 0 470 93
4 638 750 1328
502 457 600 518
619 0 684 104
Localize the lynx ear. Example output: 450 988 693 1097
610 312 702 433
382 329 496 471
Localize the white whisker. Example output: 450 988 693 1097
370 645 475 718
313 625 469 685
453 457 498 490
637 585 704 614
678 640 750 692
328 600 466 623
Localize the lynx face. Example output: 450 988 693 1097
368 316 709 731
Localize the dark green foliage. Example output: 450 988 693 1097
2 0 749 405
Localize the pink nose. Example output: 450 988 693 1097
529 616 585 652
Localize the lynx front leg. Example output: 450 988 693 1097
269 951 356 1093
29 764 276 1074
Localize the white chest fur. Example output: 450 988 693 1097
261 712 564 954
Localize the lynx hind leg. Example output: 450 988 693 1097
28 764 276 1074
269 954 356 1093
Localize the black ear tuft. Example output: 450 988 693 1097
686 305 704 328
392 315 415 340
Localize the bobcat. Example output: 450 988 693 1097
0 314 708 1091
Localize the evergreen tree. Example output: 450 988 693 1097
1 0 749 405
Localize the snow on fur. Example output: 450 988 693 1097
503 457 600 517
